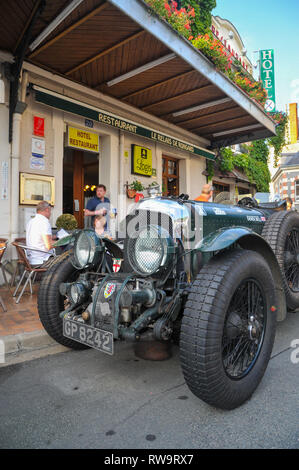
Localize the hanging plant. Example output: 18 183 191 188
267 111 288 167
145 0 269 108
145 0 195 39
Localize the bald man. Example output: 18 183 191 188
195 184 214 202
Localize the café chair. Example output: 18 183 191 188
11 242 56 304
0 238 9 289
10 237 26 288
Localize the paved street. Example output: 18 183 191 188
1 311 299 450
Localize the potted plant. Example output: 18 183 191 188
127 180 144 199
55 214 78 232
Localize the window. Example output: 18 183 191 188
237 186 250 195
295 181 299 201
162 156 179 197
213 181 230 200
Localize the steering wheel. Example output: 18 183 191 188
238 197 258 208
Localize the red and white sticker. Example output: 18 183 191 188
112 258 123 273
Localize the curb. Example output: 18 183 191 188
0 329 59 356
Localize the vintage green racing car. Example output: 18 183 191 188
38 192 299 409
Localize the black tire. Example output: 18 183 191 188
37 251 89 350
180 249 276 410
262 210 299 310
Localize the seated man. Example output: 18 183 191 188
26 201 55 266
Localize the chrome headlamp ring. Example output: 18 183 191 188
72 229 104 269
127 225 174 276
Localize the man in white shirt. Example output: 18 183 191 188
26 201 55 266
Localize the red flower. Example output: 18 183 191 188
164 2 170 11
184 23 191 30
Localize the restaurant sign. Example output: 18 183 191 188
132 145 152 177
33 85 215 161
67 126 99 153
260 49 276 113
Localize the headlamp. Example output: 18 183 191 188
127 225 174 275
72 229 104 269
68 282 88 305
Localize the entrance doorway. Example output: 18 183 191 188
63 148 99 228
162 155 179 197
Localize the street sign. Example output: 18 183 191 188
260 49 276 112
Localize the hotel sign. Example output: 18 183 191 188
67 126 99 153
33 85 215 161
260 50 276 113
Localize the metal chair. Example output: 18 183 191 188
11 242 55 304
0 239 9 312
10 237 26 287
0 238 9 289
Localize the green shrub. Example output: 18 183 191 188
56 214 78 230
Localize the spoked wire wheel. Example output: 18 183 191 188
180 249 276 409
284 228 299 293
222 279 266 380
262 210 299 309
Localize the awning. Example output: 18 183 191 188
202 168 253 185
1 0 276 150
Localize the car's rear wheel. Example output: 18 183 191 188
180 249 276 410
262 210 299 310
38 251 89 350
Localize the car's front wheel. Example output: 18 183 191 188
180 249 277 410
37 251 89 350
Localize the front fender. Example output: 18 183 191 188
195 228 287 322
196 227 253 252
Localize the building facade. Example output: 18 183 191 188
0 1 277 286
1 62 211 245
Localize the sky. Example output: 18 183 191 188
212 0 299 113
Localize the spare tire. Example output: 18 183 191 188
262 210 299 310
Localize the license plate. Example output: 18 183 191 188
63 318 113 355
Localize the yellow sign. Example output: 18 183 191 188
289 103 298 144
131 145 152 177
68 126 99 153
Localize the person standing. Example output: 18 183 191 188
84 184 110 227
26 201 55 265
195 184 214 202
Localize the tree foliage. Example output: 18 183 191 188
248 140 269 164
207 147 271 193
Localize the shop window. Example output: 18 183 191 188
295 181 299 201
213 181 230 200
237 186 250 195
162 156 179 196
